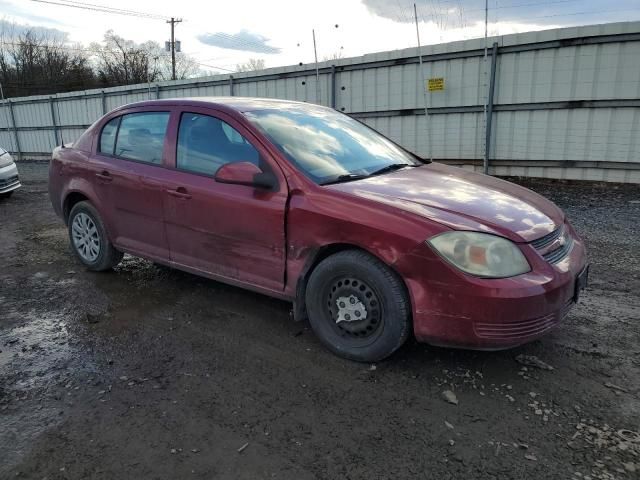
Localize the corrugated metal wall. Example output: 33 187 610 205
1 21 639 182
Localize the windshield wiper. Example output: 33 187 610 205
369 163 414 176
320 173 369 185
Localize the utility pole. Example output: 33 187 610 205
166 17 182 81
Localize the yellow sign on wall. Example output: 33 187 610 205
427 77 445 92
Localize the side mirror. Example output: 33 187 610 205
214 162 277 190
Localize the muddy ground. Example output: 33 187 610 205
1 162 639 480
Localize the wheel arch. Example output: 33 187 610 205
63 191 90 224
292 243 412 324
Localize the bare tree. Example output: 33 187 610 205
322 50 344 62
92 31 202 85
235 58 266 72
155 51 200 81
0 24 95 97
91 31 157 86
0 22 203 97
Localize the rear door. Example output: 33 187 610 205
90 109 174 260
162 108 288 291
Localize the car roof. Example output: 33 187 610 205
111 97 327 115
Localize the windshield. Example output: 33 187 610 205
244 106 421 184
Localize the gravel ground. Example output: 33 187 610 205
1 162 639 480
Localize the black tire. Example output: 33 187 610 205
0 191 14 199
305 250 411 362
68 201 123 271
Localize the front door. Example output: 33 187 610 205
162 109 287 291
90 110 172 260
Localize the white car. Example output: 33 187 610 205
0 146 20 198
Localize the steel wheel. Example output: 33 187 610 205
327 276 383 339
306 250 411 362
71 212 101 262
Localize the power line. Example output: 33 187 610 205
30 1 282 57
56 0 165 18
28 0 168 20
194 61 236 73
0 40 173 58
460 0 597 15
526 7 640 20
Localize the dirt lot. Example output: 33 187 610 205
1 162 639 480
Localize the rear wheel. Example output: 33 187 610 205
305 250 411 362
68 201 123 271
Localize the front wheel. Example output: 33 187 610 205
68 201 123 271
305 250 411 362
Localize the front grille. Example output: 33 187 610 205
0 175 19 189
474 299 573 340
530 226 563 249
543 236 574 264
530 224 573 264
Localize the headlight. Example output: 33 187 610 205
428 232 530 278
0 152 13 169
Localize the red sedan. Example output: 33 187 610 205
48 98 588 361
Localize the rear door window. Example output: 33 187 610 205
113 112 170 164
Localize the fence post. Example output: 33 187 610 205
7 100 21 160
49 97 60 146
330 65 337 109
229 75 234 96
101 90 106 115
484 42 499 175
155 84 160 99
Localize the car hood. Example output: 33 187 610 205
327 162 564 242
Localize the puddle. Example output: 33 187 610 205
1 310 72 391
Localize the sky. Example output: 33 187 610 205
1 0 639 74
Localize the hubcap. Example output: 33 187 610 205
336 295 367 323
71 212 100 262
327 277 381 338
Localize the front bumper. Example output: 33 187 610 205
0 162 21 194
395 223 588 350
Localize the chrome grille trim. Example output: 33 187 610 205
543 236 574 264
530 224 574 264
530 225 563 250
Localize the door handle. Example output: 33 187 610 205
95 171 113 183
165 187 192 200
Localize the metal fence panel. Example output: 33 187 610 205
0 21 639 182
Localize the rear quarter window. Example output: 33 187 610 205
99 117 120 155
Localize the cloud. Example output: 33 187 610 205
197 29 281 54
0 0 66 26
360 0 640 28
0 18 69 41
